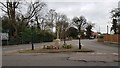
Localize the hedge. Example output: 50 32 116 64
2 28 54 46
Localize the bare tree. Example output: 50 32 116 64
21 0 47 26
111 8 120 34
86 22 95 39
0 16 2 32
45 9 57 29
0 0 20 37
72 16 87 49
56 14 68 39
45 10 69 39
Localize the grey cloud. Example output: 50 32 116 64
46 1 118 33
0 0 119 33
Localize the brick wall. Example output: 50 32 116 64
104 34 120 43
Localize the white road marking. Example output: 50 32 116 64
112 53 118 55
89 53 118 55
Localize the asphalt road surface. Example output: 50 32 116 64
2 39 119 66
68 39 118 53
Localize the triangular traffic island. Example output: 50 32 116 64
18 44 94 53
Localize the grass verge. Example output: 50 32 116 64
18 48 94 53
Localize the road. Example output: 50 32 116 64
67 39 118 53
2 39 119 66
2 42 54 53
3 39 118 53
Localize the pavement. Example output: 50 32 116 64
2 39 119 66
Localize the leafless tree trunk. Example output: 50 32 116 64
0 1 19 37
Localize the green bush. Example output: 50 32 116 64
20 28 54 44
62 44 72 49
98 35 104 39
43 31 54 42
46 45 53 49
2 28 55 45
21 28 32 44
2 40 7 45
9 36 21 45
43 45 56 49
97 35 104 42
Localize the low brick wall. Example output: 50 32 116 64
104 34 120 43
104 35 111 42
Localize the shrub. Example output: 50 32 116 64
43 31 54 42
62 44 72 49
2 28 55 45
97 34 104 42
20 28 54 43
44 45 55 49
20 28 32 44
9 36 21 45
98 35 104 39
2 40 7 45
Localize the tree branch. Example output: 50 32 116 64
0 7 7 13
15 2 19 8
0 2 7 8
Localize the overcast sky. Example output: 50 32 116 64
0 0 120 33
43 0 119 33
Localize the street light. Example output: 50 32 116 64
107 25 109 34
31 20 34 50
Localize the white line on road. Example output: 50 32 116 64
89 53 118 55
